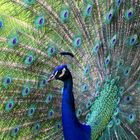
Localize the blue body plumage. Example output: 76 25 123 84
62 77 91 140
48 65 91 140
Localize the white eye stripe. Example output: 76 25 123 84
54 71 58 76
59 68 66 78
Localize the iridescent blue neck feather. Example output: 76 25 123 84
62 76 91 140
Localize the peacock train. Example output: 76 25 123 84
0 0 140 140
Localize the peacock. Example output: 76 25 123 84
0 0 140 140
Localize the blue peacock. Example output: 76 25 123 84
0 0 140 140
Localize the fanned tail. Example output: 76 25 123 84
86 0 140 139
0 0 139 140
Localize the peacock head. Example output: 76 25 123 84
48 64 71 82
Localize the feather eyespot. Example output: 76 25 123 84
7 35 19 48
11 126 20 137
3 76 12 88
34 16 45 28
115 119 121 125
125 8 135 21
28 106 36 117
5 99 14 112
73 36 82 48
128 114 136 123
60 9 69 22
84 4 93 17
22 86 30 97
0 21 3 28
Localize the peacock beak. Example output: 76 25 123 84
48 74 55 82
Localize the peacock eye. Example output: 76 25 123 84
57 70 62 76
58 68 66 78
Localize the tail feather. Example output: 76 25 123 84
0 0 140 139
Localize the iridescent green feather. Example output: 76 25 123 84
0 0 140 140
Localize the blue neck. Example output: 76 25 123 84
62 77 91 140
62 77 79 126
